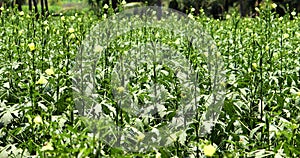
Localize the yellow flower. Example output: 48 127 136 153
174 38 180 45
70 16 75 20
296 92 300 97
45 68 54 76
155 32 160 38
103 4 109 9
19 29 24 35
265 45 270 51
116 86 125 93
203 144 216 157
255 7 260 12
33 115 43 124
136 133 145 142
0 7 4 11
278 17 283 21
283 33 289 39
19 11 24 16
296 32 300 38
271 3 277 9
70 33 76 39
36 76 48 84
41 142 54 151
61 16 65 21
68 28 75 33
252 63 258 69
28 43 35 51
121 0 126 5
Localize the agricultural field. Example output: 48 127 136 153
0 1 300 158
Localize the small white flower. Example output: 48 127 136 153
155 152 161 158
94 45 103 52
188 13 194 20
43 20 48 25
291 11 296 16
103 4 109 9
121 0 126 5
226 14 231 19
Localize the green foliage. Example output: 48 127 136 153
0 3 300 157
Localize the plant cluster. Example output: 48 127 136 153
0 2 299 157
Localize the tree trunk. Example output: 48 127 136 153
195 0 200 15
157 0 162 20
41 0 45 17
45 0 49 17
224 0 229 12
33 0 39 19
29 0 32 11
240 0 248 17
16 0 22 11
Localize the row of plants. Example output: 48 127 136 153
0 1 299 157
